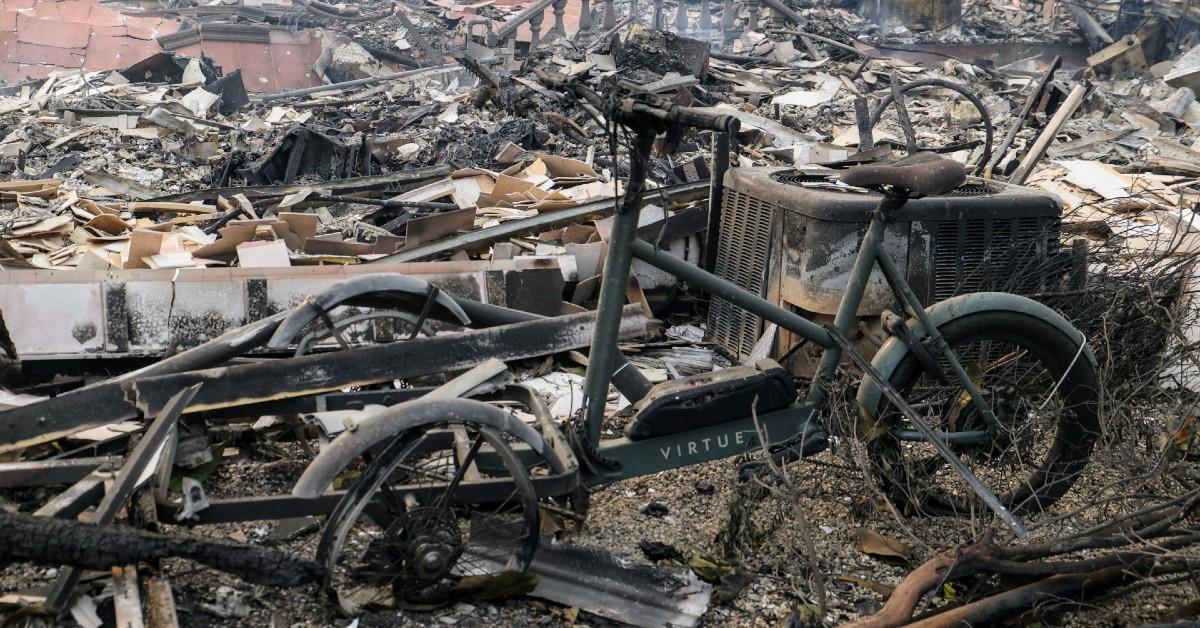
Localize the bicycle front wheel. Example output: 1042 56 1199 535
866 310 1100 518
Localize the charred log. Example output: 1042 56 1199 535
0 510 323 588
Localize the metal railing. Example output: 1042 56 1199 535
474 0 817 59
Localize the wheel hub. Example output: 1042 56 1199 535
410 535 456 579
389 507 463 583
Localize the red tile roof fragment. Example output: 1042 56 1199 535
0 0 179 84
16 16 91 49
14 41 85 67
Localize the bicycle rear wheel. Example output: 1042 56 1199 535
866 310 1100 517
316 422 540 612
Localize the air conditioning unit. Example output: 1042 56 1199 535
707 167 1070 368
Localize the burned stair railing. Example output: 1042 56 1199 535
480 0 855 60
487 0 640 57
492 0 559 52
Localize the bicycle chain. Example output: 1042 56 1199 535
566 406 621 474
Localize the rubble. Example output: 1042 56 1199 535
2 0 1200 624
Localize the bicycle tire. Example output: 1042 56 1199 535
866 310 1100 517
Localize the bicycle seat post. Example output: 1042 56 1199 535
873 190 910 222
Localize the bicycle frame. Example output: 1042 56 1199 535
576 133 999 486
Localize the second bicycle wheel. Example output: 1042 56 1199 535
865 310 1100 518
316 421 540 612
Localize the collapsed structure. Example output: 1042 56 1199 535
1 0 1200 625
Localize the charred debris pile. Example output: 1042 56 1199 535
1 0 1200 625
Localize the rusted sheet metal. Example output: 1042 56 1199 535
0 305 647 453
0 260 563 359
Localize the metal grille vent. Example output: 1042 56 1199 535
932 216 1062 302
944 183 997 197
771 172 833 185
707 188 776 358
771 172 996 197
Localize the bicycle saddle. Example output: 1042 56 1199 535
838 152 966 197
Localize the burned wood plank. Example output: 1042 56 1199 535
0 308 646 450
45 385 202 612
34 471 108 519
1008 83 1088 185
199 387 432 421
112 565 144 628
128 306 646 417
144 575 180 628
0 457 122 488
0 314 288 454
984 55 1062 179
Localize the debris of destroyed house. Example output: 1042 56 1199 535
3 0 1200 625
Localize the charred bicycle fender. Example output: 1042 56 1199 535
267 273 471 349
855 292 1096 437
292 398 547 498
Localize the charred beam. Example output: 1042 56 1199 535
0 510 324 588
33 472 108 519
45 386 202 612
129 307 645 417
0 308 646 449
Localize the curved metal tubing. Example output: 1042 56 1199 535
268 273 470 349
292 398 546 498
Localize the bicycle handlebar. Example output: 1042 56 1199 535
619 100 741 135
543 70 740 136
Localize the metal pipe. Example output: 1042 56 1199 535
261 64 458 101
374 180 709 263
804 197 897 406
587 15 632 50
767 29 872 58
311 195 458 211
703 131 729 273
583 134 655 445
756 0 804 25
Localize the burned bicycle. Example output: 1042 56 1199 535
303 77 1101 609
